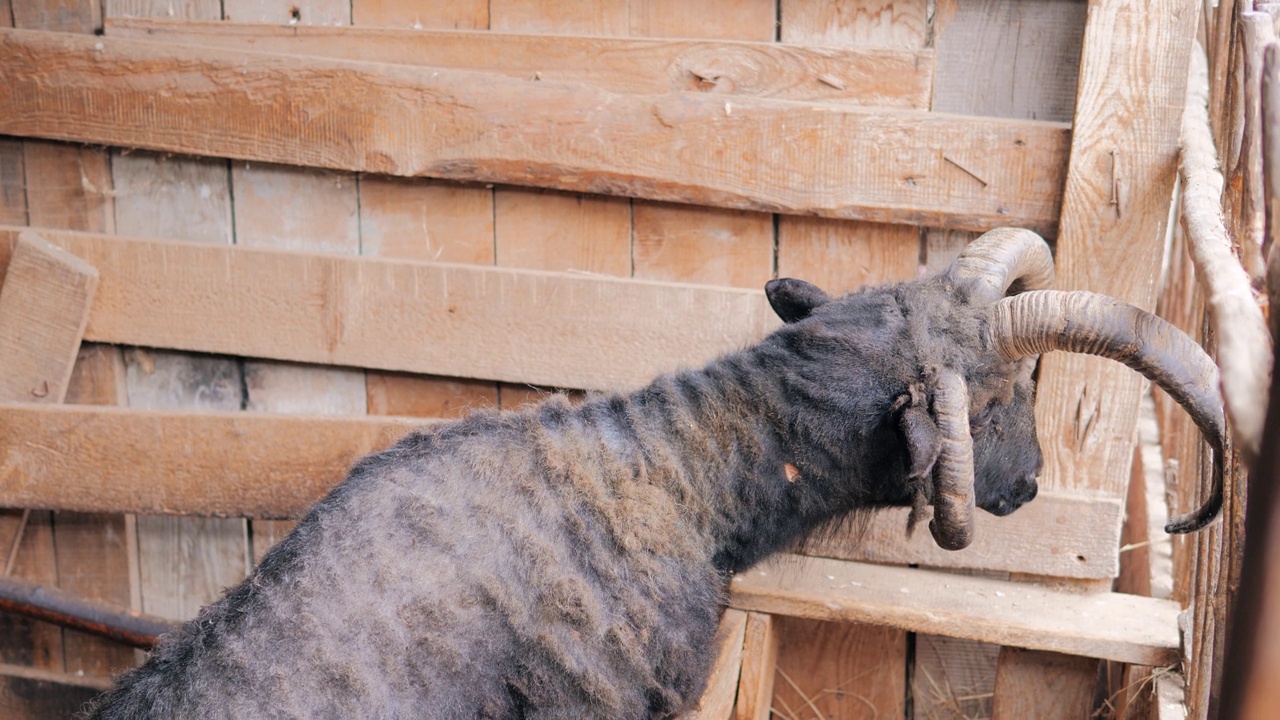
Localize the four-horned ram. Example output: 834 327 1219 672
86 228 1224 719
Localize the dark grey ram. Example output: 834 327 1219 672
86 229 1223 720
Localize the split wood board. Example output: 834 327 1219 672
0 231 98 404
0 28 1070 233
0 227 781 392
104 18 934 108
728 554 1181 666
2 402 1117 577
0 402 420 519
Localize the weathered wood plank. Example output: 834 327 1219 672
729 554 1181 666
0 403 419 519
733 612 777 720
1033 0 1200 498
0 28 1070 233
771 617 906 720
0 227 782 392
0 231 98 405
105 18 934 108
990 647 1098 720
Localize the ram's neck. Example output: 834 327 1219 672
617 338 903 575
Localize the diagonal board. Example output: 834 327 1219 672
0 227 780 392
728 554 1180 666
103 18 934 108
0 231 99 404
0 28 1069 233
0 402 1118 578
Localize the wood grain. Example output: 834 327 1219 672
22 141 114 233
0 140 24 226
0 28 1070 233
771 617 906 720
1033 0 1200 499
990 647 1098 720
679 608 747 720
0 228 782 392
351 0 487 29
105 18 935 108
780 0 928 49
0 402 420 518
0 232 98 405
734 612 777 720
729 554 1181 666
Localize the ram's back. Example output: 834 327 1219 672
89 395 728 719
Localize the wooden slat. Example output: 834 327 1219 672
0 402 1119 576
0 231 98 404
771 616 906 719
104 18 933 108
729 554 1181 666
990 647 1098 720
0 28 1070 233
0 402 419 518
0 227 781 392
734 612 777 720
678 608 747 720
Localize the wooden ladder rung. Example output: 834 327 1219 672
729 554 1179 666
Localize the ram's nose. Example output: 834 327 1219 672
985 474 1039 517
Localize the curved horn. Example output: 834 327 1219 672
989 290 1225 532
950 227 1057 303
928 369 976 550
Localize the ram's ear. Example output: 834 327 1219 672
765 278 831 323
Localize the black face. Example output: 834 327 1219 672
970 373 1042 517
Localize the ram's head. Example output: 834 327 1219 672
767 228 1225 551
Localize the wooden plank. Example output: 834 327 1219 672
351 0 487 29
631 202 773 289
990 647 1098 720
22 141 114 233
0 662 111 719
734 612 777 720
0 403 1117 576
103 0 219 20
105 18 935 108
0 402 419 518
0 28 1071 233
679 608 747 720
776 217 919 294
347 1 500 420
493 188 632 276
780 0 928 49
729 554 1182 666
0 226 99 695
0 228 782 392
11 0 100 33
932 0 1085 123
0 232 98 405
1032 0 1200 497
0 140 24 226
771 617 906 720
222 0 348 25
627 3 774 296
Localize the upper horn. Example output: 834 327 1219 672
988 290 1226 533
950 228 1057 303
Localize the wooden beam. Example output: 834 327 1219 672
729 554 1181 666
103 18 934 109
734 612 777 720
0 231 98 404
0 402 419 519
990 647 1098 720
0 28 1070 233
0 227 780 392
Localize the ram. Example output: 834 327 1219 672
86 229 1223 719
